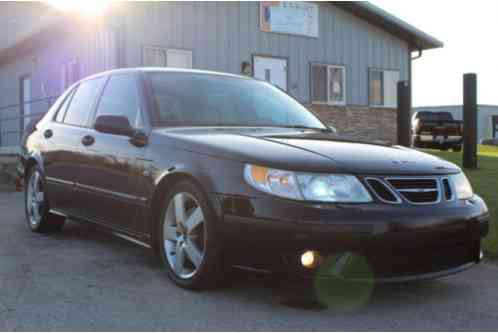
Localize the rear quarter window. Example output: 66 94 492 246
63 77 106 127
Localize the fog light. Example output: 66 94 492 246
301 250 320 269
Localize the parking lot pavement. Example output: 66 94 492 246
1 192 498 331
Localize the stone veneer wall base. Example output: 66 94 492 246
308 105 398 145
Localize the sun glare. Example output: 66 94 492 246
45 0 114 17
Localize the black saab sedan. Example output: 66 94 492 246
23 68 489 289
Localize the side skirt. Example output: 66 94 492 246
49 209 152 249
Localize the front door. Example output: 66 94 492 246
75 73 146 234
493 116 498 139
43 76 107 215
253 56 288 91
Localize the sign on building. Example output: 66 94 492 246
260 1 319 38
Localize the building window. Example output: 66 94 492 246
369 69 399 108
311 64 346 105
143 47 192 69
61 60 80 91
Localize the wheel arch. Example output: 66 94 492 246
24 151 44 180
149 169 223 249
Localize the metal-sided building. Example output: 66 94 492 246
0 1 442 151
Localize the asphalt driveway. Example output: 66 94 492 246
1 192 498 331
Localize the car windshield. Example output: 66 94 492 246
146 72 326 129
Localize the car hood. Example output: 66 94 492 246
153 127 460 175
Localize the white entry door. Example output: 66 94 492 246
253 56 287 91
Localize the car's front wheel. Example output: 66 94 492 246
158 180 224 290
25 165 65 233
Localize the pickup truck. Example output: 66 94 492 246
411 111 463 151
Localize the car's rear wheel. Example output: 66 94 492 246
25 165 65 233
158 180 223 290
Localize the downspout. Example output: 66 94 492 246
404 48 423 145
411 49 423 61
408 48 423 110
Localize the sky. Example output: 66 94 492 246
370 0 498 107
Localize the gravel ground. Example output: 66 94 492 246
1 192 498 331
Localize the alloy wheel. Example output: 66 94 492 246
163 192 206 279
27 170 44 227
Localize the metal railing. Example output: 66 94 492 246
0 96 58 148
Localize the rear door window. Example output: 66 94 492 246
54 88 76 123
63 77 106 127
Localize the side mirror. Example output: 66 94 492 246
95 115 133 136
327 125 337 133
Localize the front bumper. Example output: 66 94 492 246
218 194 489 281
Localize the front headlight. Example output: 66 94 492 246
450 172 474 199
244 165 372 203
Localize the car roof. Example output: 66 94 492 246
81 67 252 83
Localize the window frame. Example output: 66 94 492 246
310 63 347 106
142 46 193 68
369 68 400 109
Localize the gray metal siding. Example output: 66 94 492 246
123 1 409 105
0 26 117 146
0 1 410 147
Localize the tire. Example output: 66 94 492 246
453 145 462 152
157 180 224 290
25 164 65 233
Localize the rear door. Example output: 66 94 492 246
43 77 107 215
73 73 147 234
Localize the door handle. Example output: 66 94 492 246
81 135 95 146
44 129 53 139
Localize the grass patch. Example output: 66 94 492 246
423 145 498 258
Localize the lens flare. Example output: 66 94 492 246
313 253 375 312
45 0 114 17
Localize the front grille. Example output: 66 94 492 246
386 177 440 204
365 176 450 205
442 178 453 200
365 178 400 203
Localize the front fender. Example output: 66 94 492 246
19 149 44 182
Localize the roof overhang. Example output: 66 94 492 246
334 2 444 51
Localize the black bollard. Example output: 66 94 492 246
463 73 477 169
397 81 411 147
